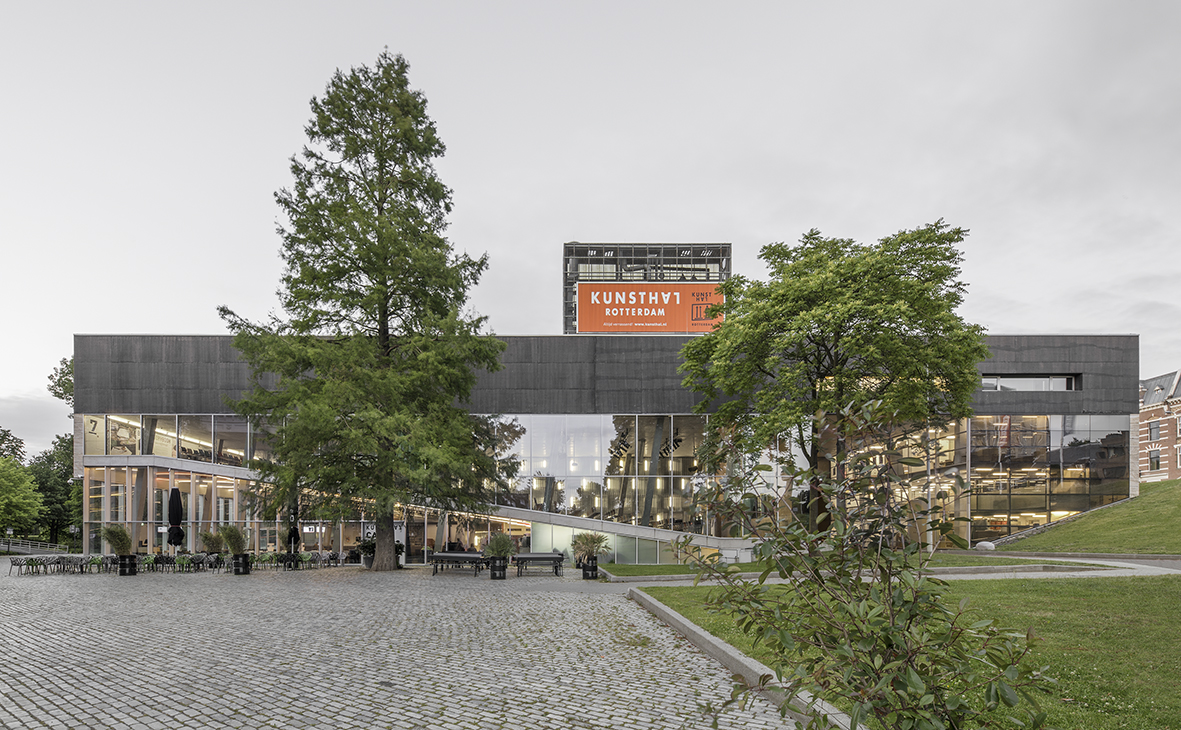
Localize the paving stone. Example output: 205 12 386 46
0 565 787 729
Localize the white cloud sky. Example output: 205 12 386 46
2 1 1178 455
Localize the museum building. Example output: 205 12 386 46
71 242 1140 560
73 331 1140 560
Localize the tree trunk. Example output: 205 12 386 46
372 509 399 571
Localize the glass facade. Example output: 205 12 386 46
78 410 1133 556
968 415 1131 543
489 414 715 534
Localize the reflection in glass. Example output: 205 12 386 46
670 415 705 475
603 477 629 524
250 419 278 463
530 415 566 476
606 416 635 477
107 415 141 455
566 416 603 476
144 415 177 458
636 416 670 526
214 416 248 467
179 416 213 462
571 477 602 519
531 475 566 513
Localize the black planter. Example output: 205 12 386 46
489 556 508 580
581 556 598 580
117 554 138 577
232 553 251 575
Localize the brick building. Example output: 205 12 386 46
1138 370 1180 481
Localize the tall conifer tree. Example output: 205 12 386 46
221 52 511 570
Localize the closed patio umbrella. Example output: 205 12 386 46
167 487 185 548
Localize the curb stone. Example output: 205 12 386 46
627 587 852 730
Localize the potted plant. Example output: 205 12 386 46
100 524 135 576
485 532 516 580
219 525 251 575
572 531 609 579
199 530 224 555
358 538 376 569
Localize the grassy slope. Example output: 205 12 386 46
1001 479 1181 554
645 575 1181 730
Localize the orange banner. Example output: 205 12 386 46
576 282 723 333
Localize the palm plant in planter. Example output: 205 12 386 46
199 530 224 555
100 524 136 576
572 532 609 579
485 532 516 580
218 525 251 575
358 539 376 569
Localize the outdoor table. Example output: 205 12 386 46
428 551 488 576
512 552 564 577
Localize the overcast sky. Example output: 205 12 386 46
2 1 1178 457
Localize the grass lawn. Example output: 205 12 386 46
1001 479 1181 554
603 553 1094 577
644 575 1181 730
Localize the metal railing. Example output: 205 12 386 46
2 538 71 554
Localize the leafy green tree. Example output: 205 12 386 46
47 356 74 410
28 435 80 545
0 427 24 463
220 51 512 571
681 403 1053 730
680 221 988 530
0 456 44 536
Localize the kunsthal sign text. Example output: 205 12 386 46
576 282 723 333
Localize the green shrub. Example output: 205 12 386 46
680 403 1054 730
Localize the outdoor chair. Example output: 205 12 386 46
8 557 26 576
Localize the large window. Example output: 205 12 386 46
214 416 248 466
179 416 213 462
83 416 105 455
969 414 1130 543
979 376 1075 391
1149 420 1161 442
484 413 710 533
107 416 141 456
143 415 177 458
1149 449 1161 471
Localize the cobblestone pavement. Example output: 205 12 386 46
0 564 788 730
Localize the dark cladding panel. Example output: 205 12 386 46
76 335 255 414
76 333 1138 419
468 335 703 415
973 334 1138 416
